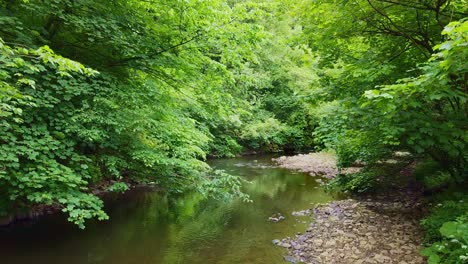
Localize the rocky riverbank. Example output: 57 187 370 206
273 153 426 264
276 191 425 264
273 152 361 178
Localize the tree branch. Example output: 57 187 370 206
366 0 434 53
107 31 202 68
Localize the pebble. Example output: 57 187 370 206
276 193 425 263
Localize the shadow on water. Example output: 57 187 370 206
0 155 336 264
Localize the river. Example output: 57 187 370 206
0 155 335 264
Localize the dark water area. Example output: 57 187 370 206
0 155 335 264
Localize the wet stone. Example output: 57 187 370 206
284 255 298 263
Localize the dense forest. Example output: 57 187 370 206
0 0 467 262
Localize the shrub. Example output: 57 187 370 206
422 214 468 264
107 182 129 193
414 160 453 190
326 171 378 193
421 190 468 263
421 193 468 243
240 117 288 152
209 136 243 158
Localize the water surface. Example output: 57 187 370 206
0 155 334 264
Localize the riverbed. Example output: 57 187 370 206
0 155 335 264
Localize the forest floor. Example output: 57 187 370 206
273 153 426 264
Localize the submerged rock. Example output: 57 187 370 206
292 209 312 216
272 239 281 245
284 255 298 263
268 213 286 222
279 242 291 248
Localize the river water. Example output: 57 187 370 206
0 155 334 264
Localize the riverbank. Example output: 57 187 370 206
273 152 362 178
0 181 158 227
273 153 426 264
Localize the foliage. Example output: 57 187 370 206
209 135 243 158
313 17 467 195
421 216 468 264
0 0 251 226
326 171 378 194
0 0 318 227
362 20 468 176
413 160 454 190
298 0 467 177
421 192 468 243
107 182 129 193
0 38 107 227
240 117 288 152
205 0 319 156
198 170 251 203
421 191 468 264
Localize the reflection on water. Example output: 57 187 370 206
0 155 335 264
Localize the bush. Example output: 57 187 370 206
209 136 243 158
422 214 468 264
421 193 468 243
326 171 378 193
423 171 453 190
421 190 468 263
240 117 288 152
414 160 453 190
107 182 129 193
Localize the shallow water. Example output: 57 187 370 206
0 155 335 264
